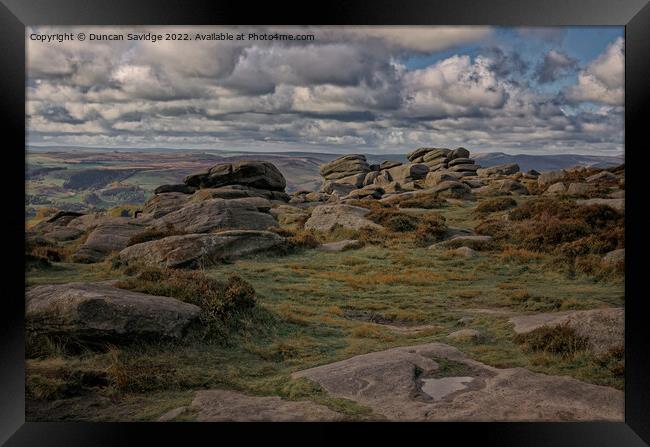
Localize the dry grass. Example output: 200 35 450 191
514 324 589 358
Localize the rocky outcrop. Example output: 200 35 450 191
184 161 286 192
319 155 370 183
154 198 278 234
538 170 566 188
119 230 285 268
190 390 345 422
154 184 196 195
26 282 201 341
304 204 382 232
293 342 623 421
476 163 520 177
71 220 149 263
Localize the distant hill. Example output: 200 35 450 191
472 152 624 172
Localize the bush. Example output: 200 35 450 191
385 214 418 232
115 268 256 322
476 197 517 213
394 195 445 209
514 324 589 357
286 229 320 249
413 214 447 247
522 218 591 250
509 198 575 221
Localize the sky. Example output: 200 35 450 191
26 26 624 156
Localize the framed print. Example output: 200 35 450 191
1 0 649 445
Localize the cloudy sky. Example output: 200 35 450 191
26 26 624 156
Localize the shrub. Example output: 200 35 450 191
413 214 447 247
476 197 517 213
385 214 418 232
522 218 590 250
115 268 256 322
394 195 445 209
286 229 320 250
509 198 575 221
514 324 589 357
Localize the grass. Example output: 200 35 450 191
25 193 625 421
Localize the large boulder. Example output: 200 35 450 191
386 163 429 183
476 163 520 177
184 161 286 192
321 180 356 197
319 155 370 179
188 185 289 202
538 170 566 187
566 183 595 196
449 147 470 160
304 204 382 232
26 282 201 341
431 180 472 199
154 198 278 234
141 192 191 219
154 184 196 195
586 171 618 183
344 185 385 200
119 230 285 269
71 221 149 263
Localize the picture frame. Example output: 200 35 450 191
2 0 648 444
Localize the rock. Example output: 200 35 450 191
448 158 474 167
45 210 84 223
447 147 468 160
447 329 483 341
509 308 623 355
608 189 625 199
72 221 149 263
476 163 520 177
189 185 289 202
527 169 540 177
42 227 85 242
141 192 191 219
119 230 286 269
386 163 429 183
155 198 278 234
462 179 485 189
154 184 196 195
185 161 287 192
157 406 189 422
544 182 567 195
537 170 566 187
450 247 477 258
431 181 472 199
449 164 479 173
431 235 492 249
335 172 368 188
190 389 344 422
319 155 370 179
270 205 309 226
425 171 462 186
345 185 385 200
321 181 356 197
567 183 594 196
303 192 329 202
422 149 451 163
458 317 474 326
292 342 623 421
26 282 201 341
602 248 624 267
492 179 529 195
304 204 382 233
407 147 436 161
576 198 624 212
586 171 618 183
363 171 380 186
318 239 363 253
380 160 402 171
425 161 449 171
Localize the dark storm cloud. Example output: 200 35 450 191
536 50 579 83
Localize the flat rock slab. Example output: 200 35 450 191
292 343 622 421
508 308 623 354
26 282 201 341
190 390 345 421
71 221 149 263
304 204 382 232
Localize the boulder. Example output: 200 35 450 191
293 342 623 421
154 184 196 195
431 180 472 199
386 163 429 183
155 198 278 234
319 155 370 179
492 179 529 195
380 160 402 171
335 172 368 188
450 247 477 258
141 192 191 219
119 230 285 268
476 163 520 177
190 389 344 422
185 161 287 192
363 171 380 186
544 182 567 195
449 147 470 160
602 248 624 267
567 183 595 196
304 204 382 232
345 185 385 200
586 171 618 183
425 171 462 187
26 282 201 341
448 158 474 167
422 149 451 163
447 329 483 341
321 180 356 197
449 164 479 173
188 185 289 202
407 148 436 161
71 221 149 263
537 170 566 187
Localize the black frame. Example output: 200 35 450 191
2 0 649 445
